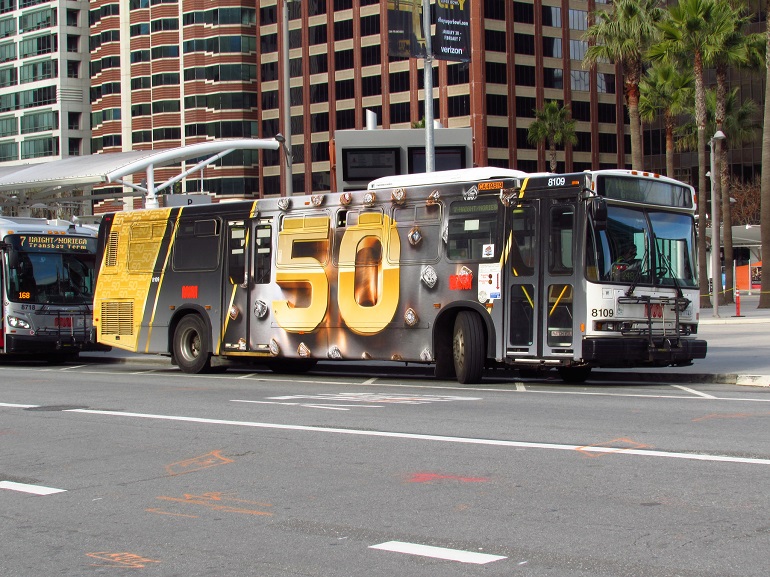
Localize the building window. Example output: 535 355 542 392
542 5 561 27
0 115 16 136
543 37 561 58
487 125 509 148
516 96 537 118
20 59 56 83
513 1 534 24
485 29 506 52
598 102 616 123
66 60 79 78
598 132 617 154
571 100 591 122
544 68 563 89
0 140 17 161
0 65 15 87
485 61 506 84
21 136 59 159
597 73 616 94
515 64 536 87
568 9 587 31
514 33 535 56
571 70 590 91
570 39 587 61
487 94 508 116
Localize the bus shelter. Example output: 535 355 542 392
0 138 280 215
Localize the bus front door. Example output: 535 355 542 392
504 199 579 365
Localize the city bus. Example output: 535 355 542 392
93 167 706 383
1 216 107 360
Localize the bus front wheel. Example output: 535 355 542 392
173 315 212 374
453 311 485 384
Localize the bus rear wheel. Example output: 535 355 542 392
453 311 485 384
173 315 212 374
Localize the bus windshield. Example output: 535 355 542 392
6 249 97 304
587 205 697 287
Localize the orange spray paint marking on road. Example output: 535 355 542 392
155 492 273 516
575 437 651 458
86 552 160 568
165 450 233 476
407 472 489 483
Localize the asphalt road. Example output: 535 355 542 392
1 359 768 576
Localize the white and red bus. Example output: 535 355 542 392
93 167 705 382
1 216 107 361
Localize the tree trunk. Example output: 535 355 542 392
664 112 675 179
694 53 711 309
761 2 770 308
627 84 644 170
716 65 733 304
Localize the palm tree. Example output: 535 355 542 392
761 0 770 308
638 62 693 178
648 0 734 309
527 101 578 172
710 1 764 303
583 0 666 170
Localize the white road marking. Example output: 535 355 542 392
369 541 506 564
515 382 526 391
362 378 378 385
671 385 717 399
231 400 382 411
0 481 66 495
0 402 39 408
63 408 770 466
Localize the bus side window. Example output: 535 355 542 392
446 200 500 261
228 224 246 285
549 205 574 274
254 224 272 284
173 218 220 272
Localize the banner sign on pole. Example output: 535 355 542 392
434 0 471 62
387 0 427 58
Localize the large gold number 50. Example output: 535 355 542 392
273 213 401 335
338 213 400 335
273 216 330 332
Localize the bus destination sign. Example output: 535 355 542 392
9 234 95 252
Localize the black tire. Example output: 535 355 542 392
173 315 212 374
558 366 592 383
452 311 485 384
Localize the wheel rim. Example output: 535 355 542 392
453 329 465 372
180 327 201 362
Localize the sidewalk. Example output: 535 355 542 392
596 293 770 386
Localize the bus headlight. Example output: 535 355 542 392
7 316 31 329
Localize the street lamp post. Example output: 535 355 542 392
280 0 294 196
709 129 726 317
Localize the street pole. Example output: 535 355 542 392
281 0 293 196
422 0 434 172
709 130 726 317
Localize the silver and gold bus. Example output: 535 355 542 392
1 216 107 360
93 167 705 382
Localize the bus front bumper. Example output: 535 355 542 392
4 333 111 355
582 337 707 367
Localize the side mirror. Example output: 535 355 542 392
589 197 607 231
